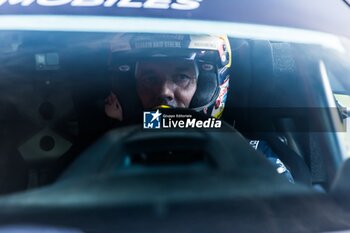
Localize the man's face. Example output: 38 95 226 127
135 59 198 109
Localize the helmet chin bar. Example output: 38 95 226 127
190 87 220 113
189 66 220 111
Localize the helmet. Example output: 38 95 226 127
108 33 232 119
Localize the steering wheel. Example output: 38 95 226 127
60 109 273 180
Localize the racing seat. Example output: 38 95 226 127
223 39 312 185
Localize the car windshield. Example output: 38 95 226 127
0 18 350 195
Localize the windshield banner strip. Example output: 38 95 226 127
0 15 345 52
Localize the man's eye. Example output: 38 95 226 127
174 74 192 85
142 76 158 85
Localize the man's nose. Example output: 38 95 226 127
159 79 175 101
